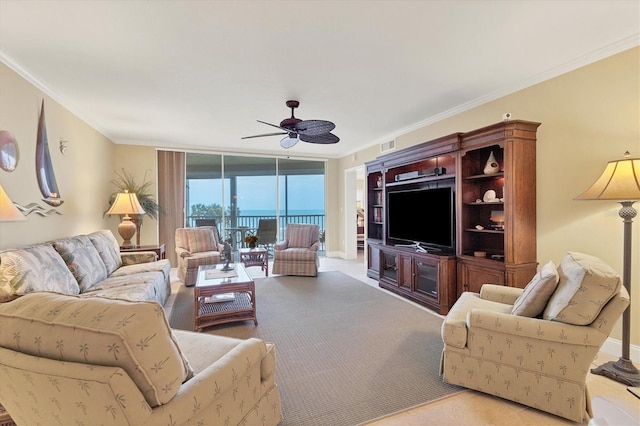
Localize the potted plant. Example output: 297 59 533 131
106 169 161 246
244 231 259 249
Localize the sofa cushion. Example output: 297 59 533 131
186 227 218 253
0 244 79 302
511 261 559 317
543 252 621 325
52 235 108 292
88 230 123 275
85 271 170 305
0 292 194 407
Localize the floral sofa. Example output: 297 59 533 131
440 252 630 422
0 291 282 425
0 230 171 305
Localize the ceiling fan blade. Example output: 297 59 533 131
280 134 300 149
256 120 293 132
293 119 336 136
299 132 340 144
241 131 287 139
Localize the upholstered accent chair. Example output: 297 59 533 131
175 226 231 286
0 292 282 426
272 223 320 276
440 252 630 422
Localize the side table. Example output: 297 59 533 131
120 243 166 260
239 247 269 276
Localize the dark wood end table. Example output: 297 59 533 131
120 243 166 259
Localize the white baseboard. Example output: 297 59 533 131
597 338 639 363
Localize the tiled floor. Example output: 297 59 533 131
167 252 640 426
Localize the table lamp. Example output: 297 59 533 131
0 183 26 222
106 190 146 247
575 151 640 386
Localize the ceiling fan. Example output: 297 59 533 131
242 100 339 149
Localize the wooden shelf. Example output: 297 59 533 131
366 120 540 311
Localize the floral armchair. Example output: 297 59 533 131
440 252 630 422
272 223 320 276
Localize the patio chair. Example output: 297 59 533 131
272 223 320 276
255 218 277 253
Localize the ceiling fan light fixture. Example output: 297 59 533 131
280 133 300 149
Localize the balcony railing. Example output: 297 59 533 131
187 214 326 250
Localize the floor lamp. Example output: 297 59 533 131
575 151 640 387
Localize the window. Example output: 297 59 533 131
185 153 325 251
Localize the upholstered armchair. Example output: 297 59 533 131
272 223 320 276
0 292 282 426
440 252 630 423
175 226 231 286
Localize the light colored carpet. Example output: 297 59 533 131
168 271 462 426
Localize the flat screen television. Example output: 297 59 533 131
387 186 455 252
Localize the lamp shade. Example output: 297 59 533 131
575 153 640 201
106 190 146 216
0 184 27 222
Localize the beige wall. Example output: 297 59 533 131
0 63 115 248
337 46 640 347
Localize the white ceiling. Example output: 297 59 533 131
1 1 638 159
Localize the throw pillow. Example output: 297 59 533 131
52 235 108 292
88 230 123 275
543 252 621 325
187 227 218 253
511 261 559 317
0 244 80 302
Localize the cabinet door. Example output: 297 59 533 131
367 244 380 279
414 257 439 299
381 252 398 286
457 259 505 295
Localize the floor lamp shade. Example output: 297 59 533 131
575 151 640 387
0 184 27 222
107 190 146 247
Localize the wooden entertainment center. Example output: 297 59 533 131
366 120 540 314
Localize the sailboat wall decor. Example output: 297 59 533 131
36 100 63 207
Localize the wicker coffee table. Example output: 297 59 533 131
194 263 257 331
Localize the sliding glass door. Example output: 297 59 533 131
185 153 325 252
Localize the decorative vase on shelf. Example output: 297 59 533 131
483 151 500 175
249 242 256 249
376 176 382 188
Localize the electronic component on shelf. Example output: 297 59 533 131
395 167 446 181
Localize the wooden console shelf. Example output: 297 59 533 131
366 120 540 313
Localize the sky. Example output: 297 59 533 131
187 175 325 213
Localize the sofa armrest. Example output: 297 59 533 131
467 309 607 347
309 241 320 251
120 251 158 266
175 247 192 258
151 338 270 424
480 284 523 305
